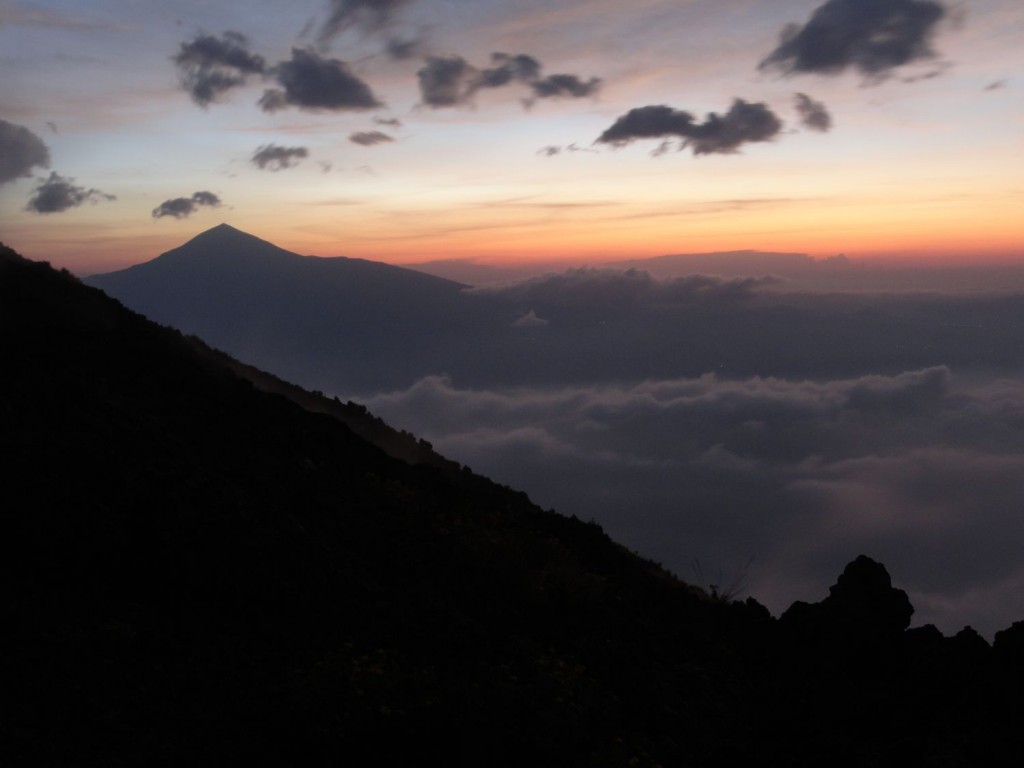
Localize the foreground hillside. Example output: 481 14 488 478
4 244 1024 766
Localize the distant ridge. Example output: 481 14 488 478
95 222 466 288
403 250 818 287
86 226 1024 396
608 249 818 278
87 224 472 393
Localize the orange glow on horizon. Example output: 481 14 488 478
6 194 1020 276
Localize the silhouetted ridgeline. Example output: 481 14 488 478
86 225 1024 398
4 242 1024 766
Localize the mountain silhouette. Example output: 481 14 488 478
87 225 1024 396
609 249 817 278
87 224 477 393
6 241 1024 765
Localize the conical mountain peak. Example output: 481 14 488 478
85 226 469 392
166 223 300 264
195 221 246 240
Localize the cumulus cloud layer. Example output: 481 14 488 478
26 172 115 213
173 31 266 106
361 367 1024 636
152 190 222 219
251 144 309 171
0 120 51 184
596 100 783 155
760 0 948 79
417 51 600 108
260 48 381 112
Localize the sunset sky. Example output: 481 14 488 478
2 0 1022 274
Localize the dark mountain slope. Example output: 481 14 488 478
1 244 752 765
185 340 460 470
5 244 1024 766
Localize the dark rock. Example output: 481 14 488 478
780 555 913 644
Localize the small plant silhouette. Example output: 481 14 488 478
691 556 754 603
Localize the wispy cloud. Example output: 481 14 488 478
2 7 132 31
316 0 415 44
314 0 425 61
794 93 832 132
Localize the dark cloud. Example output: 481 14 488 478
794 93 832 131
173 31 266 107
596 104 704 145
984 79 1006 91
251 144 309 171
151 190 222 219
25 172 114 213
417 55 476 107
759 0 948 80
385 36 422 60
530 73 601 101
0 119 51 184
317 0 413 44
537 145 562 157
260 48 382 113
417 51 600 108
596 100 783 155
374 116 403 127
349 130 394 146
478 52 542 88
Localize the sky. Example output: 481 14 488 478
2 0 1022 274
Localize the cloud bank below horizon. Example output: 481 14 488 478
360 365 1024 637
